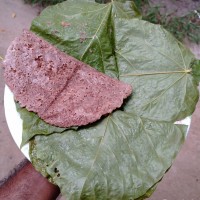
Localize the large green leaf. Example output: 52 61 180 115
115 18 199 121
30 111 187 200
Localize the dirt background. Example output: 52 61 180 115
151 0 200 17
0 0 200 199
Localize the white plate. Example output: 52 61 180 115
4 85 191 161
4 85 30 160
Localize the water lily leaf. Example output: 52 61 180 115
30 111 187 200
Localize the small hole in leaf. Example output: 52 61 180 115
54 168 59 173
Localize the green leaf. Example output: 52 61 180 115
191 59 200 83
31 1 117 77
111 1 141 19
30 111 187 200
15 103 70 147
115 19 199 121
29 139 53 180
135 183 157 200
31 0 140 78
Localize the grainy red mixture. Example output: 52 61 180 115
3 30 132 127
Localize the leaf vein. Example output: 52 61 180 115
120 70 191 77
78 116 110 199
142 73 186 109
80 4 111 61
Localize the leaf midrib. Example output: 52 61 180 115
80 4 111 61
78 116 110 199
120 69 191 77
141 73 187 109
